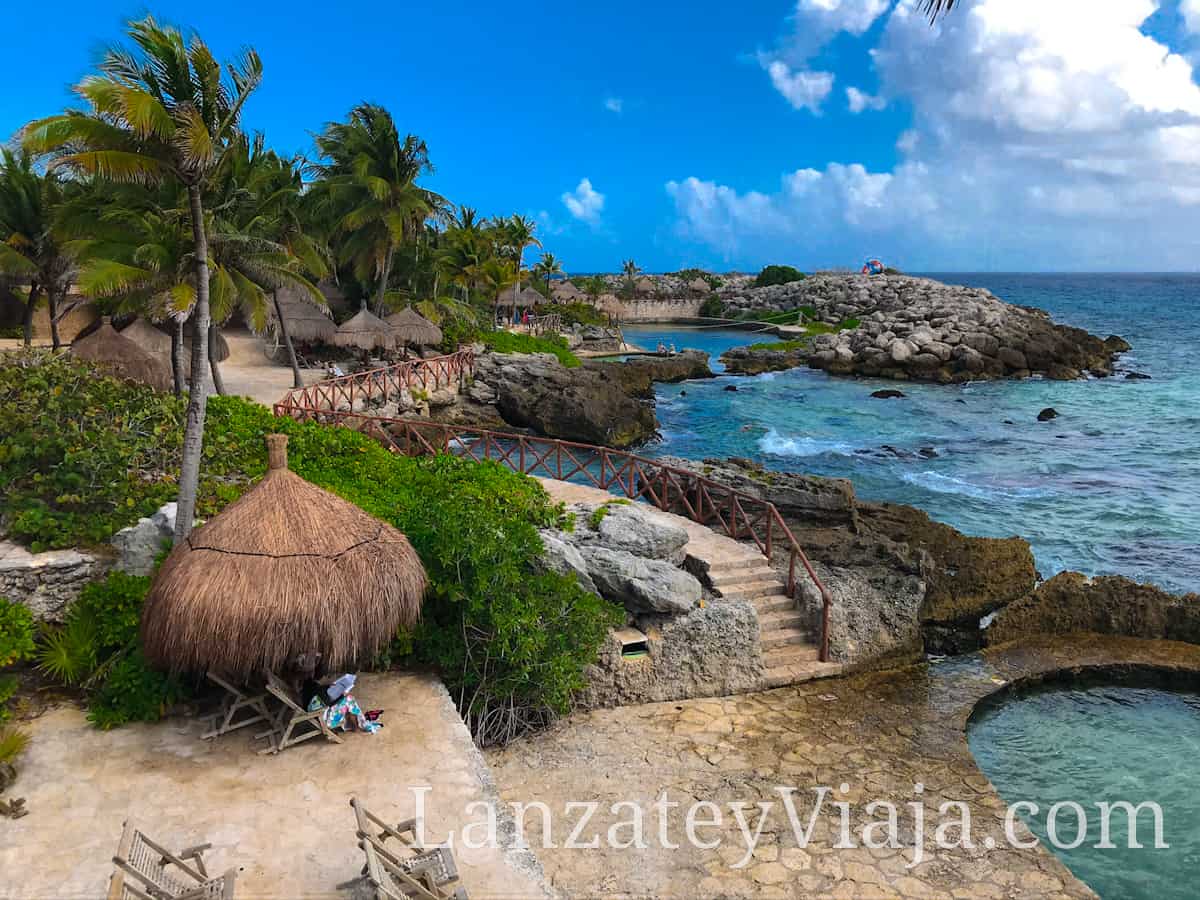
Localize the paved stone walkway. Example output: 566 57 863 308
488 635 1200 899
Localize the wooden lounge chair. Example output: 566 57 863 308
350 796 467 900
258 670 343 755
200 673 270 741
108 820 237 900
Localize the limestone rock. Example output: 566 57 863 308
110 503 176 575
568 502 690 563
537 530 598 595
0 541 108 622
579 546 702 615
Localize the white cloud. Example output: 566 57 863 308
604 96 624 114
795 0 891 36
846 86 886 112
668 0 1200 269
562 178 606 224
765 60 835 112
1184 0 1200 34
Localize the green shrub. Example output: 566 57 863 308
87 648 188 730
539 302 607 327
672 268 723 290
587 499 632 530
480 331 580 368
0 726 29 764
0 599 35 668
698 295 725 318
754 265 806 288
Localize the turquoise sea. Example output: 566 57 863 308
624 274 1200 593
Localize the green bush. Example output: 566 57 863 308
480 331 580 368
0 353 620 743
540 302 607 327
698 295 725 318
672 268 723 290
754 265 806 287
0 599 35 668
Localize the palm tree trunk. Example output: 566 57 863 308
375 245 395 315
22 283 40 347
170 317 186 396
273 290 303 389
47 287 61 350
208 323 227 396
175 183 212 545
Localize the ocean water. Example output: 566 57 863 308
625 274 1200 593
969 683 1200 899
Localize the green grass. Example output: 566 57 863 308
480 331 580 367
745 339 807 353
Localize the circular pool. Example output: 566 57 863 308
968 673 1200 898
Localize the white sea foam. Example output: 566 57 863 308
901 470 1049 501
758 428 857 458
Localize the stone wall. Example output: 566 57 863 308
0 541 110 621
621 298 705 321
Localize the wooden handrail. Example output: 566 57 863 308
276 348 475 413
271 398 835 662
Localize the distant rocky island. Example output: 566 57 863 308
717 273 1130 382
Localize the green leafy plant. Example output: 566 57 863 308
0 726 30 765
698 295 725 318
0 675 17 722
754 265 806 287
588 499 631 530
36 620 97 686
480 331 580 368
539 302 607 327
87 648 188 730
0 599 36 668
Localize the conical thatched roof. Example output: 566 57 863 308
271 288 336 343
332 307 395 351
184 327 230 362
118 317 173 356
71 317 172 392
596 293 625 316
142 435 427 679
551 280 584 301
497 285 544 308
386 306 443 347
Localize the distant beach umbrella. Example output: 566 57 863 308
141 434 428 679
184 326 230 362
331 307 396 352
71 316 172 392
269 287 336 343
496 285 543 309
385 305 443 348
118 317 173 356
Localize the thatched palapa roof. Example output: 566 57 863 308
551 280 584 301
119 317 173 356
332 307 395 351
184 327 230 362
385 306 442 347
271 287 336 343
497 285 544 308
142 434 428 679
71 317 172 392
596 293 626 317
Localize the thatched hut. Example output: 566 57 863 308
385 306 443 348
71 317 172 392
184 327 230 362
270 288 336 344
551 280 584 302
119 317 173 356
496 285 543 309
332 307 395 352
141 434 428 679
596 293 626 318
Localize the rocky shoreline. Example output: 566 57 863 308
716 273 1130 382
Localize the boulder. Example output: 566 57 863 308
537 530 598 595
870 390 905 399
1037 407 1058 422
593 350 714 394
579 546 702 615
111 503 177 575
569 502 690 563
721 343 810 375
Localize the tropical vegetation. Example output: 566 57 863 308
754 265 806 287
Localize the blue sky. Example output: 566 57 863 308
5 1 1200 272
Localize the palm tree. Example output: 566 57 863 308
621 258 641 299
476 258 517 319
502 214 541 297
531 252 563 295
921 0 957 21
0 149 76 348
308 104 446 314
22 15 263 543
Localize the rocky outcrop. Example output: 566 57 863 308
720 343 809 375
589 350 714 396
986 572 1200 646
578 600 763 707
0 541 109 622
536 530 598 595
567 501 690 563
110 503 176 575
579 546 702 615
433 352 657 448
717 274 1128 383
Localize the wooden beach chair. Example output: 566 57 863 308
200 672 270 741
108 820 237 899
258 669 343 755
350 796 467 900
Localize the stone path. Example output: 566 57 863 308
489 634 1200 899
3 673 550 899
537 478 842 690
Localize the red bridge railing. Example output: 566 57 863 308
277 348 475 413
270 401 834 662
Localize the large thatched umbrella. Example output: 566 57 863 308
386 306 442 349
118 317 173 356
271 289 336 343
142 434 427 679
332 307 395 353
71 317 172 392
551 280 584 302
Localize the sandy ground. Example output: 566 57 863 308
3 673 549 900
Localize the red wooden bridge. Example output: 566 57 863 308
274 353 834 662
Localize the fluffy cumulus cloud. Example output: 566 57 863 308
670 0 1200 269
1182 0 1200 33
562 178 606 224
846 86 886 112
765 61 835 112
604 96 623 114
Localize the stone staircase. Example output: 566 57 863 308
706 552 843 689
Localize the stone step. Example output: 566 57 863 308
763 645 821 668
709 566 777 587
757 610 809 632
760 660 844 689
751 595 795 614
761 630 816 652
720 579 782 601
707 554 772 572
